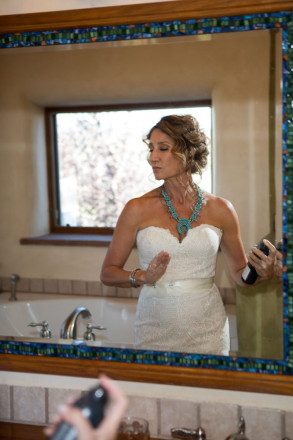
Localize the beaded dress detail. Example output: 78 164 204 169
134 224 230 355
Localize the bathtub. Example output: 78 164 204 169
0 292 238 352
0 292 137 347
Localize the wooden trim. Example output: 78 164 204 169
0 422 47 440
46 101 212 115
0 354 292 396
19 233 112 246
0 1 292 34
0 422 159 440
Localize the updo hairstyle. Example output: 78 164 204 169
145 114 209 176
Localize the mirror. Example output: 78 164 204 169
0 1 292 395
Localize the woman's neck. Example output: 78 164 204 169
163 175 195 204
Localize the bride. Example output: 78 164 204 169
100 114 276 355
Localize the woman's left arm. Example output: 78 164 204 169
218 198 275 286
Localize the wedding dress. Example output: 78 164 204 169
134 224 230 355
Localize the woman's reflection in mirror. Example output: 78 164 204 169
100 115 276 355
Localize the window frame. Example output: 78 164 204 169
45 100 211 235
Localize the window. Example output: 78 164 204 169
46 102 212 234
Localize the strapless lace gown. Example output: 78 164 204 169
134 224 230 355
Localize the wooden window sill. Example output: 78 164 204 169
20 233 112 247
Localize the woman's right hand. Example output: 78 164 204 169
144 250 170 285
44 375 128 440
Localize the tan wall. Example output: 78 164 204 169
0 0 173 16
0 30 282 287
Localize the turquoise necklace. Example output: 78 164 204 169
161 184 204 236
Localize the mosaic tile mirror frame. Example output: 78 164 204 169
0 1 292 394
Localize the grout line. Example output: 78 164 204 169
45 388 49 425
157 398 161 437
10 386 14 421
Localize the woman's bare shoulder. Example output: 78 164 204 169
121 187 161 217
204 191 235 212
203 191 239 229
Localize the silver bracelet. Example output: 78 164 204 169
129 268 141 288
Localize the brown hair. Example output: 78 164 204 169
145 114 209 176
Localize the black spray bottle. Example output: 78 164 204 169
241 241 270 285
50 384 108 440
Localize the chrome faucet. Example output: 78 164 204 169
60 307 92 339
28 321 52 338
9 273 20 301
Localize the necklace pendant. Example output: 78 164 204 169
177 218 192 235
161 185 204 237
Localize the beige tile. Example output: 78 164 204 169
225 288 236 305
125 396 158 437
160 398 199 438
72 280 87 295
17 277 30 292
117 287 131 298
48 388 83 424
30 278 44 293
1 277 10 291
242 406 283 440
58 279 72 294
13 386 46 423
285 410 293 438
200 402 239 440
87 281 102 296
44 279 58 293
131 287 141 299
101 284 117 297
0 384 11 420
218 287 225 302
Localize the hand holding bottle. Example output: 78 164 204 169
44 375 128 440
242 239 276 284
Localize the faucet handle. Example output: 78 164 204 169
225 417 249 440
171 427 207 439
84 323 107 341
28 321 52 338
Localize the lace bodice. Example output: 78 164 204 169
136 224 222 282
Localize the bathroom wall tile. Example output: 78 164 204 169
117 287 131 297
131 287 141 298
218 287 225 301
13 386 46 423
58 279 72 294
125 396 158 437
101 284 117 297
30 278 44 293
159 398 199 438
87 281 102 296
241 406 283 440
44 279 58 293
1 277 10 291
72 280 87 295
17 277 30 292
285 410 293 437
200 402 239 440
224 288 236 305
0 384 11 420
48 388 83 424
